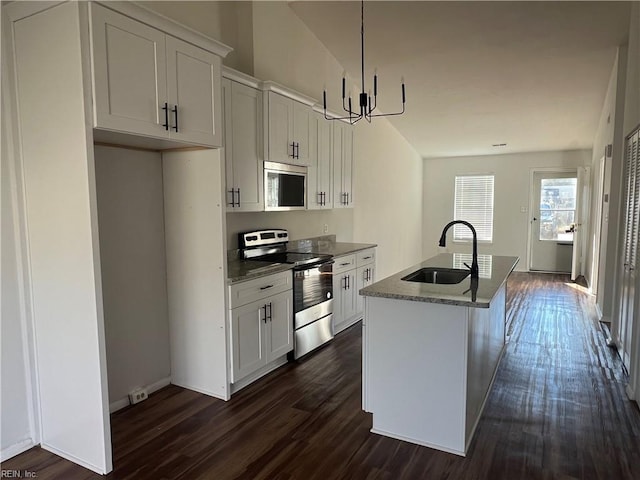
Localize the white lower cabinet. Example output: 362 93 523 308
332 249 376 334
228 271 293 387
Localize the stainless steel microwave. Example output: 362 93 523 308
264 161 307 211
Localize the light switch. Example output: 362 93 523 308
520 206 528 213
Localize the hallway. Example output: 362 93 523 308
2 273 639 479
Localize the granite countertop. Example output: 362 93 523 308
227 259 293 284
227 236 377 284
290 241 377 257
360 253 519 308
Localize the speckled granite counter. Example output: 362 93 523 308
227 259 293 284
287 237 377 256
360 253 518 308
228 236 377 284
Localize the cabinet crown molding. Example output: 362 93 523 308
105 1 233 58
222 66 261 89
261 81 317 107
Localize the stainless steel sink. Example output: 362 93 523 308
401 267 470 284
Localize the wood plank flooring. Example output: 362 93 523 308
3 272 640 479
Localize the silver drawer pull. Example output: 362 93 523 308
260 284 274 290
339 262 351 266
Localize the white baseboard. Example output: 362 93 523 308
0 438 35 462
109 376 171 413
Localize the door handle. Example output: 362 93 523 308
533 217 538 221
162 102 169 131
262 304 267 323
172 105 178 132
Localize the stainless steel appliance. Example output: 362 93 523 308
264 162 307 211
239 230 334 359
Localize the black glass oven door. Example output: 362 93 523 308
293 263 333 312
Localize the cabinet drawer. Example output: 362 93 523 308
356 249 375 267
229 270 292 309
333 254 356 274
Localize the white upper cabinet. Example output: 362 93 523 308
91 3 226 147
333 121 354 208
222 71 264 212
307 111 333 209
263 83 315 166
91 4 167 138
165 36 222 146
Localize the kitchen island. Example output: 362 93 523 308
360 253 518 456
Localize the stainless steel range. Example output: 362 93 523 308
239 230 334 359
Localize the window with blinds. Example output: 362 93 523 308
454 175 494 242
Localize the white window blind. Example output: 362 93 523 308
454 175 494 242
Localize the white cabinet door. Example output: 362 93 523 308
166 36 222 147
333 270 357 333
230 299 267 383
333 121 354 208
292 101 311 165
91 3 167 137
343 271 358 322
308 112 333 209
267 92 313 165
265 290 293 360
268 92 294 162
223 79 264 212
332 274 345 332
356 265 375 315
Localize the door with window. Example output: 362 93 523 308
530 172 577 273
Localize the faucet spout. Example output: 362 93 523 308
438 220 479 279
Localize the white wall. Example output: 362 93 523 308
1 20 35 457
227 210 354 250
422 150 591 271
143 0 253 74
353 119 423 279
623 3 640 136
94 146 171 408
588 49 627 320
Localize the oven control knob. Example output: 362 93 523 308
327 292 331 299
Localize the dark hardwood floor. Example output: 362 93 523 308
3 272 640 479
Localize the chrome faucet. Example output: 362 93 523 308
438 220 479 279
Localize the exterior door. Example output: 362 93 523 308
571 166 590 281
530 172 578 272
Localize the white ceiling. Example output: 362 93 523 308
289 1 631 158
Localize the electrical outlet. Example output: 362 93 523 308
323 224 329 233
129 388 148 405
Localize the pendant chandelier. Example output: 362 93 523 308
323 0 406 125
